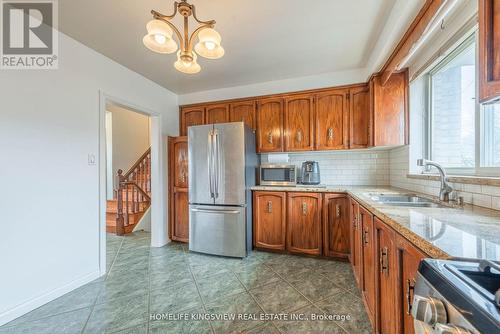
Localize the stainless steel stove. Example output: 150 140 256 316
412 258 500 334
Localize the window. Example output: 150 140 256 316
425 33 500 175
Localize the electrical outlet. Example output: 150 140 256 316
88 154 96 165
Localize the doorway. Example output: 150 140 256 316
99 92 164 276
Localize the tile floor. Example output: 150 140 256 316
0 232 372 334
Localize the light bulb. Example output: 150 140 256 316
154 34 166 44
205 41 216 50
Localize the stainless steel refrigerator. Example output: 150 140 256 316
188 122 257 258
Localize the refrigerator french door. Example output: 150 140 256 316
188 122 256 258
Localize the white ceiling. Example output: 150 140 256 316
59 0 397 94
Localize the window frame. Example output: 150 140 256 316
424 32 500 176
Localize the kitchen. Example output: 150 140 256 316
1 0 500 333
167 1 500 333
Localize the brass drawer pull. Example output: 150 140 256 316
267 132 273 144
336 204 341 218
328 127 334 140
380 247 389 274
302 202 307 215
296 129 303 143
267 201 272 213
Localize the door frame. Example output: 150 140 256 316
98 91 164 276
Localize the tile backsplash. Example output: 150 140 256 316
261 150 390 186
389 146 500 210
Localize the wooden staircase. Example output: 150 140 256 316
106 148 151 235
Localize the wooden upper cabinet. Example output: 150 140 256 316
172 137 188 188
284 94 314 151
374 217 397 334
180 106 205 136
230 101 256 130
315 89 348 150
323 194 350 258
349 198 363 286
479 0 500 103
360 205 375 325
395 234 427 334
253 191 286 251
349 85 370 148
371 70 409 146
206 104 229 124
257 98 284 152
286 192 322 255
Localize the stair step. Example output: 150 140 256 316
106 211 144 225
106 200 149 212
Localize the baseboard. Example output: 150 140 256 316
0 270 101 326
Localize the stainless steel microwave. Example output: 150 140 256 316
258 164 297 186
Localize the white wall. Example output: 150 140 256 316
108 104 151 193
178 68 367 105
0 31 178 325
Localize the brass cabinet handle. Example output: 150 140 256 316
336 204 341 218
327 127 334 140
267 132 273 144
302 202 307 216
406 279 416 314
267 201 273 213
179 172 186 183
380 247 389 275
363 230 369 245
296 129 303 143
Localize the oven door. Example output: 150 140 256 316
259 165 296 186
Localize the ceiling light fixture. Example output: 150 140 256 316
143 0 224 74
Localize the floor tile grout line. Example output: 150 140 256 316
80 235 124 334
186 257 216 334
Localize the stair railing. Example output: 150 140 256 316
115 148 151 235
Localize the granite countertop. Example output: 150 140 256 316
251 185 500 261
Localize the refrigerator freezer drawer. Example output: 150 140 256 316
189 205 247 258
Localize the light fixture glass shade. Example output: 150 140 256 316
143 19 178 54
194 28 225 59
174 51 201 74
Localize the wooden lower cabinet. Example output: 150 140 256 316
374 217 397 334
349 198 363 285
171 190 189 242
286 192 322 255
323 194 349 258
395 234 427 334
253 191 286 251
360 205 376 325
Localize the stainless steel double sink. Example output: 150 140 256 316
367 193 444 208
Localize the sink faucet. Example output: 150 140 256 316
417 159 454 202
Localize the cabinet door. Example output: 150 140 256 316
395 235 427 334
168 136 189 243
315 89 348 150
257 98 284 152
323 194 349 258
284 95 314 151
360 205 375 325
371 70 408 146
206 104 229 124
253 191 286 251
180 106 205 136
286 192 322 255
349 85 370 148
349 198 362 286
172 190 189 242
172 137 188 188
230 101 256 130
375 217 397 334
479 0 500 103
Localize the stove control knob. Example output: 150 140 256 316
411 295 447 326
433 323 471 334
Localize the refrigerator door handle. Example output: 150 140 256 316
207 130 214 198
191 208 240 214
214 129 220 199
